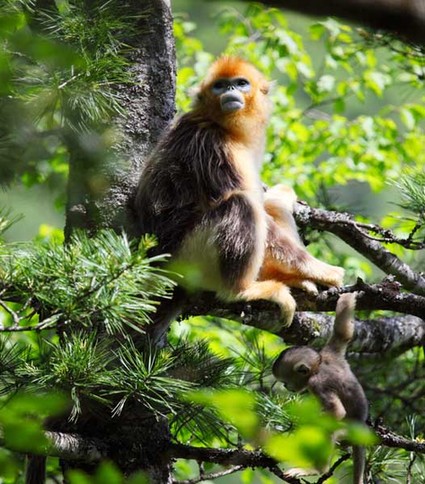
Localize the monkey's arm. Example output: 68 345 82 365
309 382 347 420
262 185 344 289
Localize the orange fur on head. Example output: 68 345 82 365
194 56 272 134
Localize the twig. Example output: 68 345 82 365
0 315 60 333
293 203 425 296
406 453 416 484
173 465 244 484
352 222 424 250
315 453 350 483
0 300 20 325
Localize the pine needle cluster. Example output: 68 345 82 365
0 229 265 440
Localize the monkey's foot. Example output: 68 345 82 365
237 280 296 329
284 278 319 295
319 264 345 288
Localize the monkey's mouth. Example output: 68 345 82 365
221 93 244 112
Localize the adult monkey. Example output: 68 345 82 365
135 57 344 336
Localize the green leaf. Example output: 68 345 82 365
186 389 259 438
310 23 325 40
265 426 333 470
317 74 335 93
346 422 378 446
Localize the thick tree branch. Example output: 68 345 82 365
182 284 425 353
4 425 424 476
237 0 425 45
44 431 108 462
168 442 275 468
293 203 425 296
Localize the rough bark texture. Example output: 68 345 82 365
238 0 425 45
65 0 176 238
63 1 176 482
182 288 425 354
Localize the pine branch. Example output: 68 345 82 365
374 422 425 453
293 203 425 296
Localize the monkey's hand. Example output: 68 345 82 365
283 467 321 479
265 184 297 211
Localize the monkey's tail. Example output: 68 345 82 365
25 455 46 484
352 445 365 484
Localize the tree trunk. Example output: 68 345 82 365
65 0 176 238
63 1 176 482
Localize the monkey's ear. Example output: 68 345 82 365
259 82 269 95
294 361 310 375
260 80 275 95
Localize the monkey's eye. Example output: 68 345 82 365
233 78 250 92
213 81 225 89
236 78 249 87
212 80 226 93
295 364 310 375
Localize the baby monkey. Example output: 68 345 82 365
272 293 368 484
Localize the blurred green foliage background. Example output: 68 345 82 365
0 1 424 483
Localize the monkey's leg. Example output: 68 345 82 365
259 263 319 295
206 193 296 327
267 229 345 288
265 184 297 213
145 287 186 344
279 278 318 294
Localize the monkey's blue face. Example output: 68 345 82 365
211 77 251 112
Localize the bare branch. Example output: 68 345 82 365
315 453 350 484
374 423 425 454
293 203 425 296
173 465 244 484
